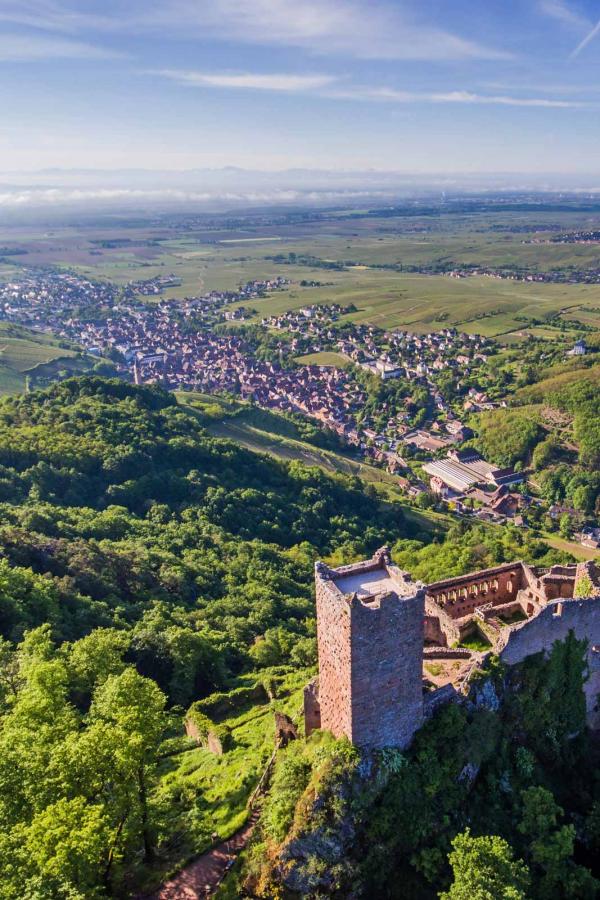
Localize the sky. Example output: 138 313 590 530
1 0 600 179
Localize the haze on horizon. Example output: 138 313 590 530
1 0 600 206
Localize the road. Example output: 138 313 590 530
146 811 259 899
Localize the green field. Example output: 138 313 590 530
294 351 352 367
0 363 25 395
236 272 600 335
4 209 600 341
0 336 75 372
0 323 87 395
543 534 600 561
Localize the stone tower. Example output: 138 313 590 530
312 546 425 749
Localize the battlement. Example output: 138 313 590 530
316 546 424 610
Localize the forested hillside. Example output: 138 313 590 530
0 377 580 898
0 376 418 897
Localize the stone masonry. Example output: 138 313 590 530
311 547 425 749
306 551 600 748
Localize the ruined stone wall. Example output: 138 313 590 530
315 570 353 742
303 678 321 738
500 597 600 728
424 615 447 646
349 590 425 749
425 596 460 645
427 563 528 620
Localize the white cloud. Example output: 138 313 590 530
150 67 589 108
324 85 587 108
539 0 589 29
0 32 121 61
537 0 600 59
0 1 112 32
0 0 511 61
155 70 338 92
158 0 511 61
0 186 400 208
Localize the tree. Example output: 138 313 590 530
559 513 573 539
532 437 561 472
572 484 594 515
66 628 129 705
25 797 111 898
440 829 530 900
518 787 598 899
90 668 167 862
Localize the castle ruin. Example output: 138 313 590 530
305 548 600 748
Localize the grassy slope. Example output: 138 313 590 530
0 363 24 395
543 534 600 561
207 417 406 495
515 361 600 404
145 670 309 891
0 323 81 394
200 409 452 537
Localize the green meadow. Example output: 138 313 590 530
0 323 86 394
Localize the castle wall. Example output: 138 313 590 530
425 596 460 645
311 552 600 751
349 591 424 749
500 597 600 729
303 678 321 738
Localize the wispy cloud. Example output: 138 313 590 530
150 68 588 109
0 32 121 61
155 70 338 92
154 0 512 61
0 1 112 32
347 87 587 108
571 19 600 57
0 0 511 62
539 0 589 29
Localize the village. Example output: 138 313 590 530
0 269 576 531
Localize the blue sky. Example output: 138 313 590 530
1 0 600 173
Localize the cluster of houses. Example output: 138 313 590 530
448 265 600 285
264 310 494 389
2 270 598 534
0 271 290 334
0 272 118 327
261 303 351 332
0 272 510 504
123 274 182 297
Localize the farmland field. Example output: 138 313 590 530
3 202 600 355
0 323 85 394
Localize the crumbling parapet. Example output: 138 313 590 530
500 595 600 727
303 678 321 738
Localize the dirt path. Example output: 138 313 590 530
146 810 259 899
